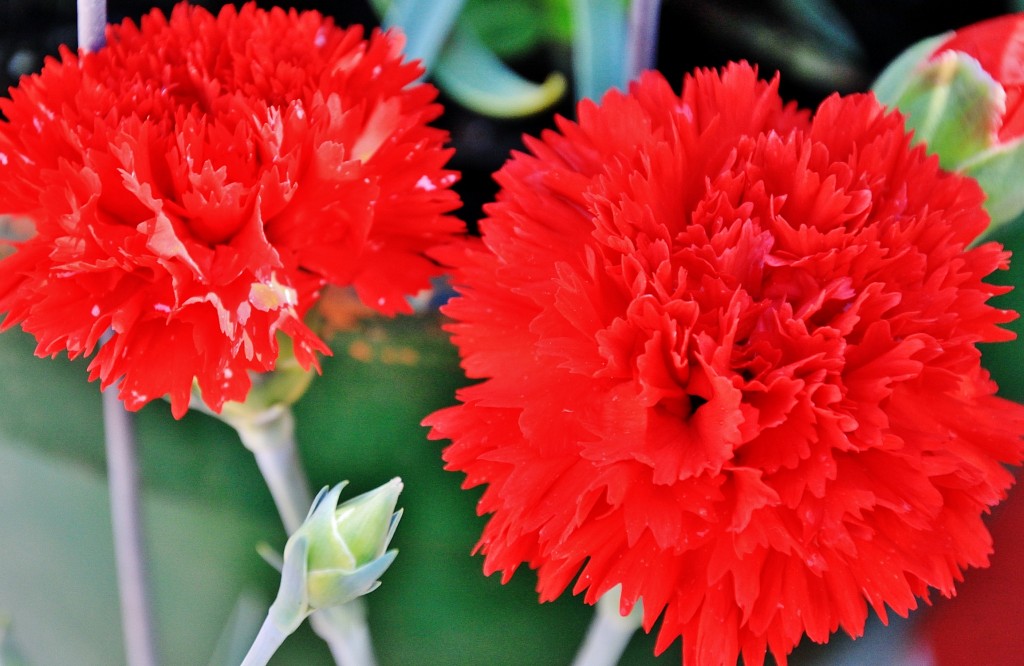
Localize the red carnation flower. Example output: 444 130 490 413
0 2 462 417
425 64 1024 665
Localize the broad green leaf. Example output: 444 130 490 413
462 0 543 59
544 0 576 43
775 0 863 59
433 26 567 118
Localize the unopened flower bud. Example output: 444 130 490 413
267 479 403 636
874 14 1024 233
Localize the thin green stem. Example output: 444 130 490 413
317 603 375 666
571 587 642 666
89 4 157 661
625 0 663 82
571 0 627 101
236 407 311 534
240 615 288 666
77 0 106 53
102 387 159 666
235 406 378 666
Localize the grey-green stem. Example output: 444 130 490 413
102 386 159 666
240 615 288 666
571 587 643 666
77 0 106 53
625 0 663 81
236 406 378 666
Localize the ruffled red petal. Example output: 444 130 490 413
425 63 1024 665
0 2 462 416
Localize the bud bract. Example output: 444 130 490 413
267 479 403 635
873 14 1024 234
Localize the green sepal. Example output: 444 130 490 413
303 483 357 572
874 34 1024 230
961 136 1024 236
306 550 399 610
267 533 311 636
872 33 950 104
890 50 1004 168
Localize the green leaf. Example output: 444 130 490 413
462 0 543 59
433 26 567 118
543 0 575 44
570 0 627 102
377 0 467 75
775 0 863 59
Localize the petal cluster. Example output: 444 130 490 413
0 2 462 416
425 64 1024 665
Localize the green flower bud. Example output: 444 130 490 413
267 480 403 635
873 16 1024 236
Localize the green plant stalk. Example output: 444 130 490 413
87 5 160 663
236 407 377 666
239 616 287 666
102 387 160 666
625 0 662 81
571 0 627 101
77 0 106 53
380 0 467 75
571 587 642 666
235 407 313 533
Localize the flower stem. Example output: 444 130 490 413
235 406 378 666
625 0 663 82
571 587 642 666
102 387 159 666
77 0 107 53
317 602 375 666
240 615 288 666
235 407 312 534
